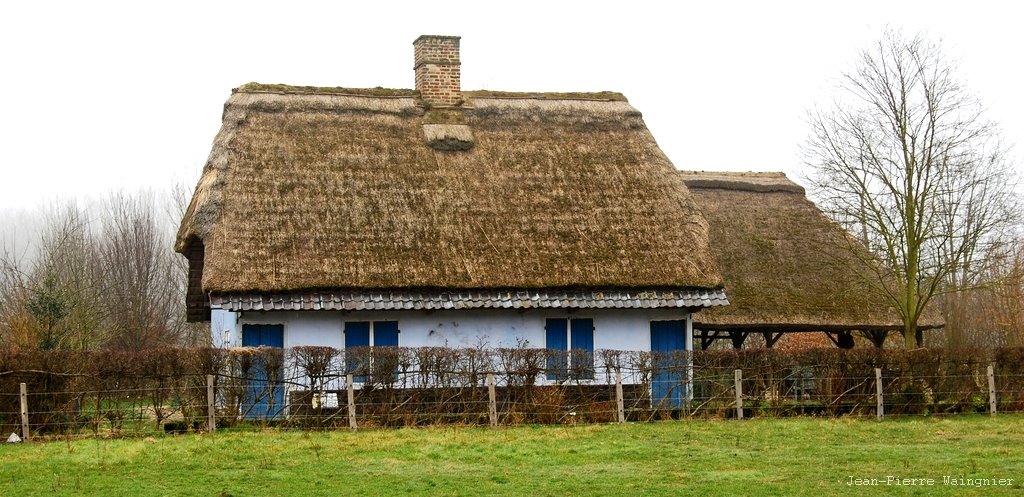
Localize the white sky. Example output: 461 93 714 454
1 1 1021 214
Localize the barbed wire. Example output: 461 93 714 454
4 346 1024 439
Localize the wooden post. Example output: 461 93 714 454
734 369 743 420
19 383 29 441
206 374 216 432
346 374 357 431
615 368 625 423
487 373 497 428
988 363 997 416
874 367 884 420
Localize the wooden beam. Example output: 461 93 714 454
861 330 888 349
836 330 855 349
729 331 748 349
697 329 717 350
762 331 783 348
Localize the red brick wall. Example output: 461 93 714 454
414 35 461 107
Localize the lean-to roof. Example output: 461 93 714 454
681 171 936 331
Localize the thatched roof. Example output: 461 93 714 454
176 84 724 302
681 171 935 331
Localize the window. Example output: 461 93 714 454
545 318 594 380
344 321 399 382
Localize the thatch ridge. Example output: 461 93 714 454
236 82 418 98
176 84 722 295
232 84 626 102
681 170 922 330
464 90 627 102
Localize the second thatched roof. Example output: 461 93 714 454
175 85 724 303
681 171 934 332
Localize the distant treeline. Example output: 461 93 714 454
0 189 207 352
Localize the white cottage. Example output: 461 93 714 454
176 35 727 392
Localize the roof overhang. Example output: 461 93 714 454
211 289 728 312
692 322 944 332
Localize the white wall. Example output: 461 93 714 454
210 309 237 347
227 307 692 353
216 307 694 389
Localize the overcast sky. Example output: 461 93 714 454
1 1 1021 215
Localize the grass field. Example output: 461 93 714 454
1 415 1022 496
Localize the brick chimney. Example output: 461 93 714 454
414 35 461 107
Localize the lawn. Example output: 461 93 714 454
1 415 1021 496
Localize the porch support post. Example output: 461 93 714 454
762 331 783 348
729 331 747 349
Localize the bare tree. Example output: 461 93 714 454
35 202 106 350
0 202 106 349
98 192 184 350
805 30 1019 348
0 244 33 348
986 241 1024 347
940 237 1024 348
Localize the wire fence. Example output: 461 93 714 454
2 346 1024 440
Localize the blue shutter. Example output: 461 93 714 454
261 325 284 348
373 321 399 347
345 322 371 347
546 318 568 381
241 324 261 347
345 322 371 381
241 324 283 347
570 319 595 380
373 321 400 382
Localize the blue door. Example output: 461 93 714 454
241 324 285 419
650 320 687 407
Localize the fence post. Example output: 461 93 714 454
487 373 497 428
988 363 997 416
206 374 216 432
615 368 625 424
874 367 884 420
347 374 357 431
19 383 29 441
734 369 743 420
